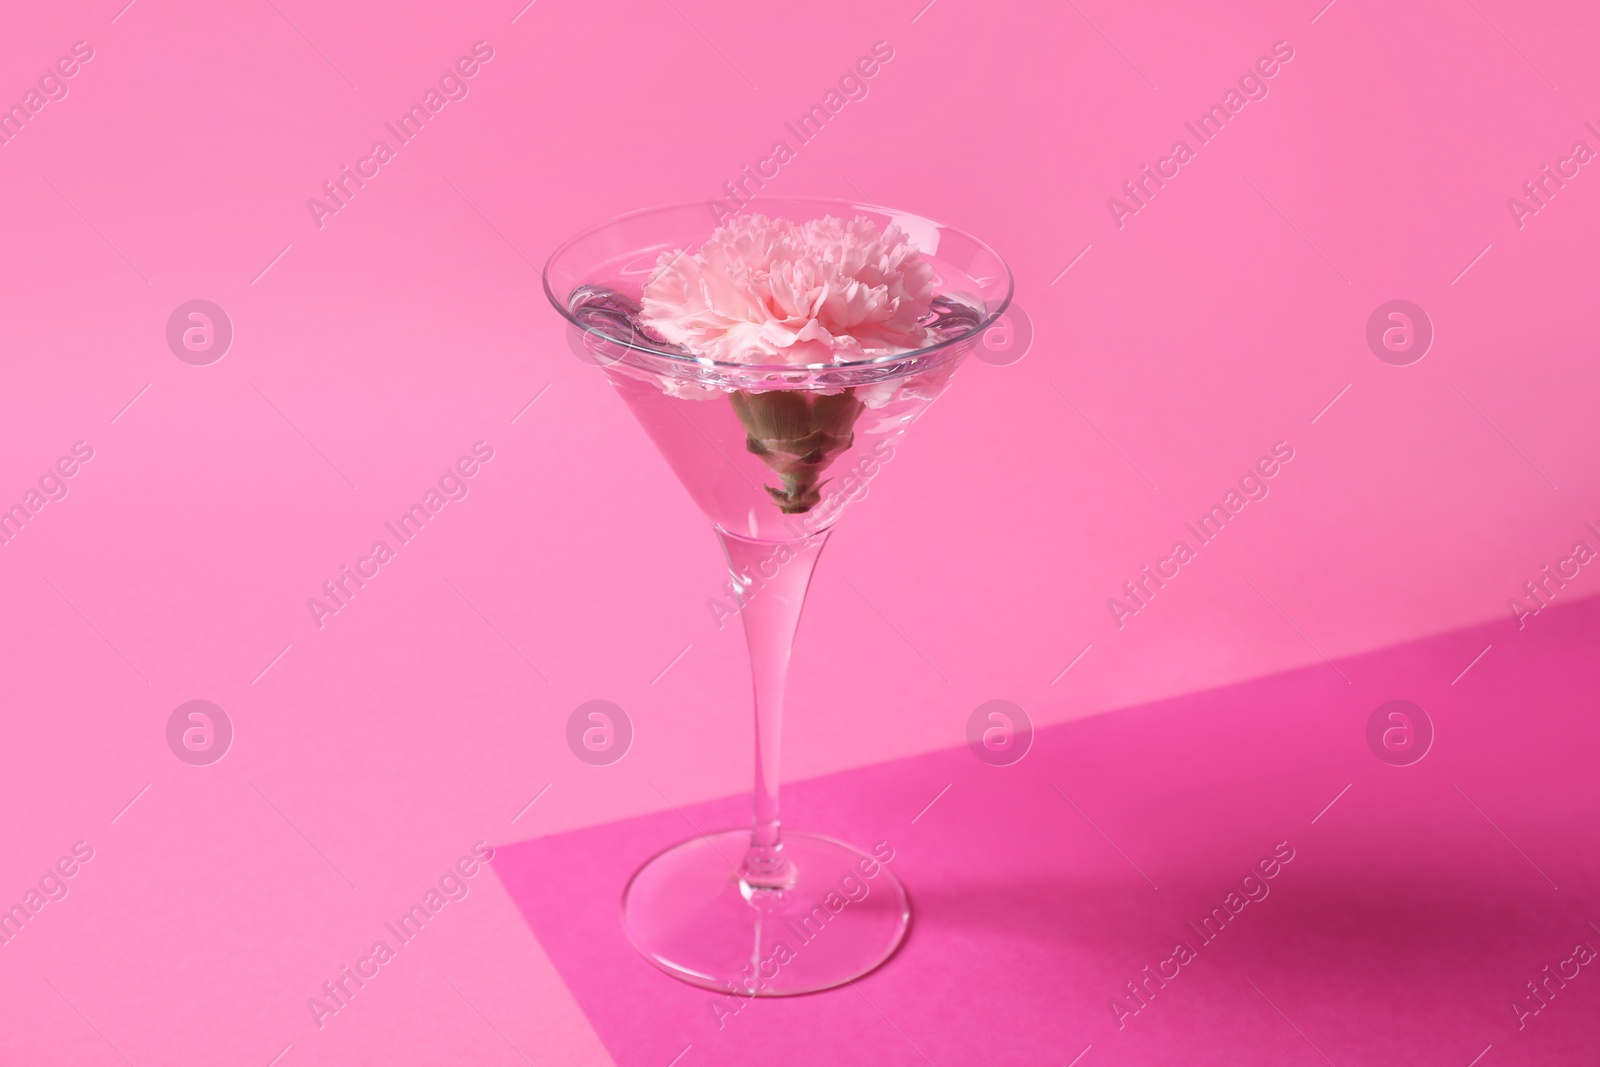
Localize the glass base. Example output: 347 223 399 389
621 830 910 995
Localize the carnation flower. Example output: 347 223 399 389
639 214 937 365
618 213 956 514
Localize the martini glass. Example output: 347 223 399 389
544 197 1012 995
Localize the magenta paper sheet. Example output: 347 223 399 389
497 600 1600 1066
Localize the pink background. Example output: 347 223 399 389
1 0 1596 1063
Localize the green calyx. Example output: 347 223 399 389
727 389 865 514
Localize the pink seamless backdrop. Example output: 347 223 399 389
0 0 1597 1063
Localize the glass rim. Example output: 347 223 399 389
541 195 1015 373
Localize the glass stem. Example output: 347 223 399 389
715 528 830 892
